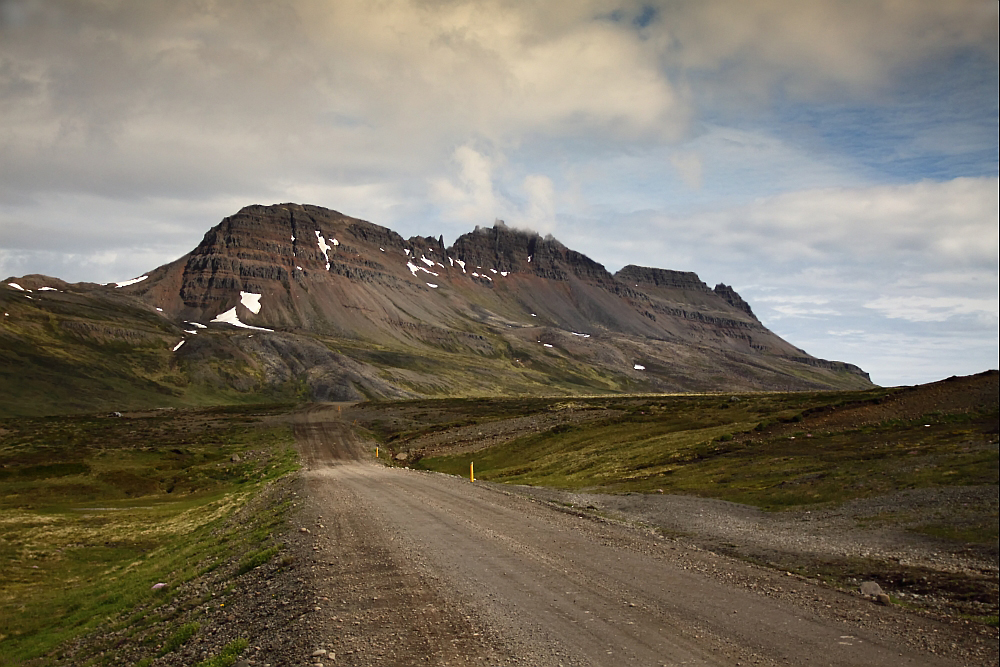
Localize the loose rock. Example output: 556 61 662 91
860 581 883 597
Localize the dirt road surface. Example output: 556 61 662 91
291 406 990 667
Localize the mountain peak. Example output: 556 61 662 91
448 223 611 284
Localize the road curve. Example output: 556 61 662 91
294 406 961 667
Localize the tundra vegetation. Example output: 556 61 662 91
415 393 996 511
0 404 298 666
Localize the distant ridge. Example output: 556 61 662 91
1 203 872 415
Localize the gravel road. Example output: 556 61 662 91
292 406 991 667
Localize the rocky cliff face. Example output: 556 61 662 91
713 283 758 320
129 204 439 339
615 266 712 292
449 224 618 285
6 203 871 404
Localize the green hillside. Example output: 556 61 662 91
409 374 998 517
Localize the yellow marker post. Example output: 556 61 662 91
470 461 475 482
376 447 379 458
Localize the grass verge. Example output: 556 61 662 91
0 404 298 666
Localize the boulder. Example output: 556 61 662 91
860 581 883 597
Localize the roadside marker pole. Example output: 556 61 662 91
470 462 475 482
376 447 379 458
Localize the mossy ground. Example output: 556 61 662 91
409 389 997 538
0 404 298 666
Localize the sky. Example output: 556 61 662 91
0 0 997 386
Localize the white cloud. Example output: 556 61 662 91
504 19 685 139
769 305 841 318
864 296 998 323
521 174 557 233
429 146 562 234
646 176 999 269
3 0 993 206
756 295 831 305
658 0 998 100
670 151 703 190
430 145 504 225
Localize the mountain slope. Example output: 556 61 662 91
2 203 872 415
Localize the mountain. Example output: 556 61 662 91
1 203 871 416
